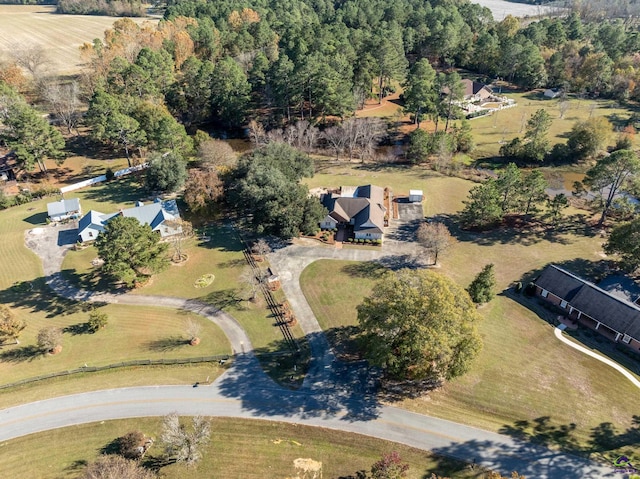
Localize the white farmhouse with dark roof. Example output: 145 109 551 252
47 198 81 222
77 199 182 243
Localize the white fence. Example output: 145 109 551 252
60 163 149 194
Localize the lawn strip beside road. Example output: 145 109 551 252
0 417 476 479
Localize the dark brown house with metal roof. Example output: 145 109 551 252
534 265 640 352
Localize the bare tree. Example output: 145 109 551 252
416 222 453 265
240 266 260 302
43 81 81 135
37 326 62 353
161 413 211 466
248 119 268 146
198 139 237 171
358 117 386 160
184 318 202 342
116 431 152 459
9 44 50 80
81 455 156 479
251 238 271 257
165 218 193 262
558 99 569 119
323 125 347 160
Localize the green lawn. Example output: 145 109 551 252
0 302 230 386
0 418 479 479
469 92 636 159
299 169 639 461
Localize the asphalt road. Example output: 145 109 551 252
0 362 617 479
9 222 620 478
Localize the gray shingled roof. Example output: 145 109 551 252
321 185 386 233
536 265 640 341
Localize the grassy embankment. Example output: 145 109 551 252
301 163 640 462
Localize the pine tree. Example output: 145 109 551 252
467 264 497 304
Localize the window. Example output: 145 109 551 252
541 289 548 298
560 300 567 308
622 334 632 344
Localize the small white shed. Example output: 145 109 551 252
409 190 423 203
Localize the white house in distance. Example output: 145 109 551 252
47 198 82 222
320 185 386 240
77 199 182 243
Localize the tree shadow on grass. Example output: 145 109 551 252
141 455 176 472
99 438 122 456
64 459 88 473
0 345 45 363
0 277 94 318
434 213 594 248
217 258 246 269
62 322 94 335
147 336 188 352
341 261 387 278
498 416 640 464
200 288 246 310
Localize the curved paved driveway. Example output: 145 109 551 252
8 225 617 478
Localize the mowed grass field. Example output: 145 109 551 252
469 92 636 160
300 165 640 459
0 418 478 479
0 5 156 76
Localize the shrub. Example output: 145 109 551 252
105 168 115 181
347 238 353 242
87 310 108 332
524 282 536 296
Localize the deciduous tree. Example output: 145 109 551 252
37 327 62 353
416 222 452 265
183 168 223 214
161 413 211 466
370 452 409 479
0 305 25 344
95 216 169 287
566 117 612 161
357 269 482 383
467 264 496 304
198 138 236 171
81 455 155 479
